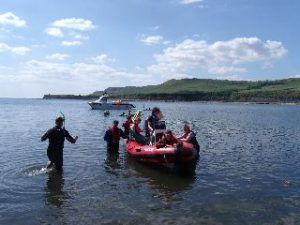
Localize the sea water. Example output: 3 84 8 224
0 98 300 225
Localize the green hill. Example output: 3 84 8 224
44 78 300 102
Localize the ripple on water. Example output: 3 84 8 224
1 100 300 225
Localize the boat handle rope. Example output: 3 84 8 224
163 153 168 164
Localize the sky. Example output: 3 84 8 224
0 0 300 97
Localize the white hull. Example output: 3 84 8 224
88 102 135 110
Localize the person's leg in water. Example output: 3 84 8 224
46 161 54 169
107 142 120 153
46 149 55 169
54 150 63 172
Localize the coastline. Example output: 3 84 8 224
43 78 300 104
42 94 300 105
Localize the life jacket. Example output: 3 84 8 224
130 123 141 134
123 120 131 134
182 132 189 139
110 127 121 143
162 135 177 145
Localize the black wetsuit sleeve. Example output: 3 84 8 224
64 129 76 144
186 132 196 142
41 129 51 141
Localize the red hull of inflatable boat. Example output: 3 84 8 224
125 140 197 165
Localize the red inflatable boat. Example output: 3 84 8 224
124 140 198 165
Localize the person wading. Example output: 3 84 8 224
104 120 126 152
41 116 78 171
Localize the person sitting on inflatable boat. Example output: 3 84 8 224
130 111 147 145
104 120 126 152
156 129 178 148
178 124 200 153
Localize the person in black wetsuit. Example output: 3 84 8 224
104 120 126 152
41 117 78 171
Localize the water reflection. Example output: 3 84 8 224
104 151 122 176
45 171 66 208
125 158 197 203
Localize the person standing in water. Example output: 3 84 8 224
104 120 126 152
41 117 78 171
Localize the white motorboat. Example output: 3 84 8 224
88 94 135 110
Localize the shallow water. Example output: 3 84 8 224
0 99 300 225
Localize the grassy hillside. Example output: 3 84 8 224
96 78 300 102
44 78 300 102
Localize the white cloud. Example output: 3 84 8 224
0 58 156 97
72 33 90 40
151 26 160 30
163 40 172 45
52 17 95 31
31 44 47 48
0 43 30 55
46 53 70 60
216 75 245 81
289 75 300 78
208 66 246 74
11 47 30 55
179 0 204 5
61 40 81 46
0 12 26 28
262 61 274 70
45 27 64 38
91 54 116 64
140 35 164 45
148 37 287 77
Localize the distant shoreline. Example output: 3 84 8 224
43 78 300 104
42 94 300 105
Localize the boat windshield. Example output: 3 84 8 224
96 94 108 103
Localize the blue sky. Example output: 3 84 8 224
0 0 299 97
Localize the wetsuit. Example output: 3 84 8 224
104 127 126 152
41 126 76 170
130 123 146 145
182 131 200 153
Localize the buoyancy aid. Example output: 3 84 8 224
182 132 189 139
123 120 131 134
130 123 142 134
164 135 178 145
110 127 121 143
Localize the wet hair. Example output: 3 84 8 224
166 129 173 135
152 107 160 115
183 124 190 130
55 117 64 123
113 120 119 125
